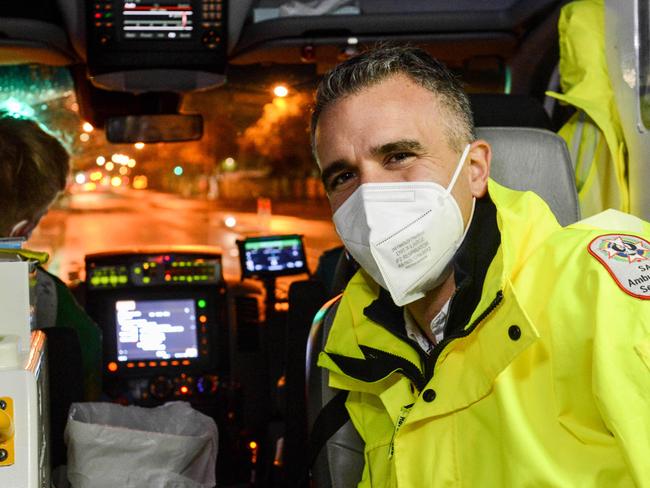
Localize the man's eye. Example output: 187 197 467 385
386 152 415 164
329 171 355 191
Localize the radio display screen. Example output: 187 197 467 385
122 1 194 41
115 298 199 361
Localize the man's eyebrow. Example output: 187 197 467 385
369 139 425 158
320 160 351 188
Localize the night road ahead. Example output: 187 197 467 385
27 189 341 285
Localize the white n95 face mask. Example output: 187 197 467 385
333 144 475 306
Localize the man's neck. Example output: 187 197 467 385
405 271 456 344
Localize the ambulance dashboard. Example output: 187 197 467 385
81 237 309 484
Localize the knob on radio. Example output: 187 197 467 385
149 376 173 400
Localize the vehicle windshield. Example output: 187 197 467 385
8 64 340 284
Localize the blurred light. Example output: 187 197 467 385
133 175 148 189
82 122 94 133
134 142 145 150
83 182 97 192
111 153 130 165
111 176 122 187
75 173 86 184
70 102 79 112
180 385 189 394
90 171 103 181
198 299 206 308
347 37 359 45
223 157 236 171
105 162 115 171
107 362 118 372
79 133 90 142
128 158 136 168
224 216 237 228
174 165 183 176
96 156 106 166
249 441 258 450
119 166 128 175
273 84 289 97
1 97 35 118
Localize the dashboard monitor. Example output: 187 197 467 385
87 0 227 84
115 298 199 362
238 235 309 278
122 1 194 41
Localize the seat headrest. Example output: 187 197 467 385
476 127 580 226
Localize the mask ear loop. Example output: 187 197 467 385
445 143 471 194
446 143 476 240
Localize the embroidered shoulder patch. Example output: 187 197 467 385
588 234 650 299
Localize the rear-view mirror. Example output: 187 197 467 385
105 114 203 143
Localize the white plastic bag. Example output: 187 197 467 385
64 402 218 488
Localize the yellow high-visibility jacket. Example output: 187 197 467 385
547 0 629 216
318 180 650 487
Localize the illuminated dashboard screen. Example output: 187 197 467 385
122 1 193 41
115 299 198 361
239 235 308 277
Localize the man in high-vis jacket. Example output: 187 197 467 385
312 45 650 486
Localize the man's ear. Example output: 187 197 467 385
468 140 491 198
9 219 33 238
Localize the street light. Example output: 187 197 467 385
273 84 289 98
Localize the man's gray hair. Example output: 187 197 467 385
311 45 475 159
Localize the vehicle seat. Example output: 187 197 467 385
306 127 580 487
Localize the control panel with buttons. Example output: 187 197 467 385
87 0 227 76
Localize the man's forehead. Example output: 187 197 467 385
314 81 447 167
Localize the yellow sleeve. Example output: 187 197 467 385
592 299 650 486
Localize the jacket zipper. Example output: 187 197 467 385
388 403 414 459
424 290 504 382
359 345 427 391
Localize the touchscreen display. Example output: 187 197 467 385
115 298 198 361
242 236 307 276
122 1 194 41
